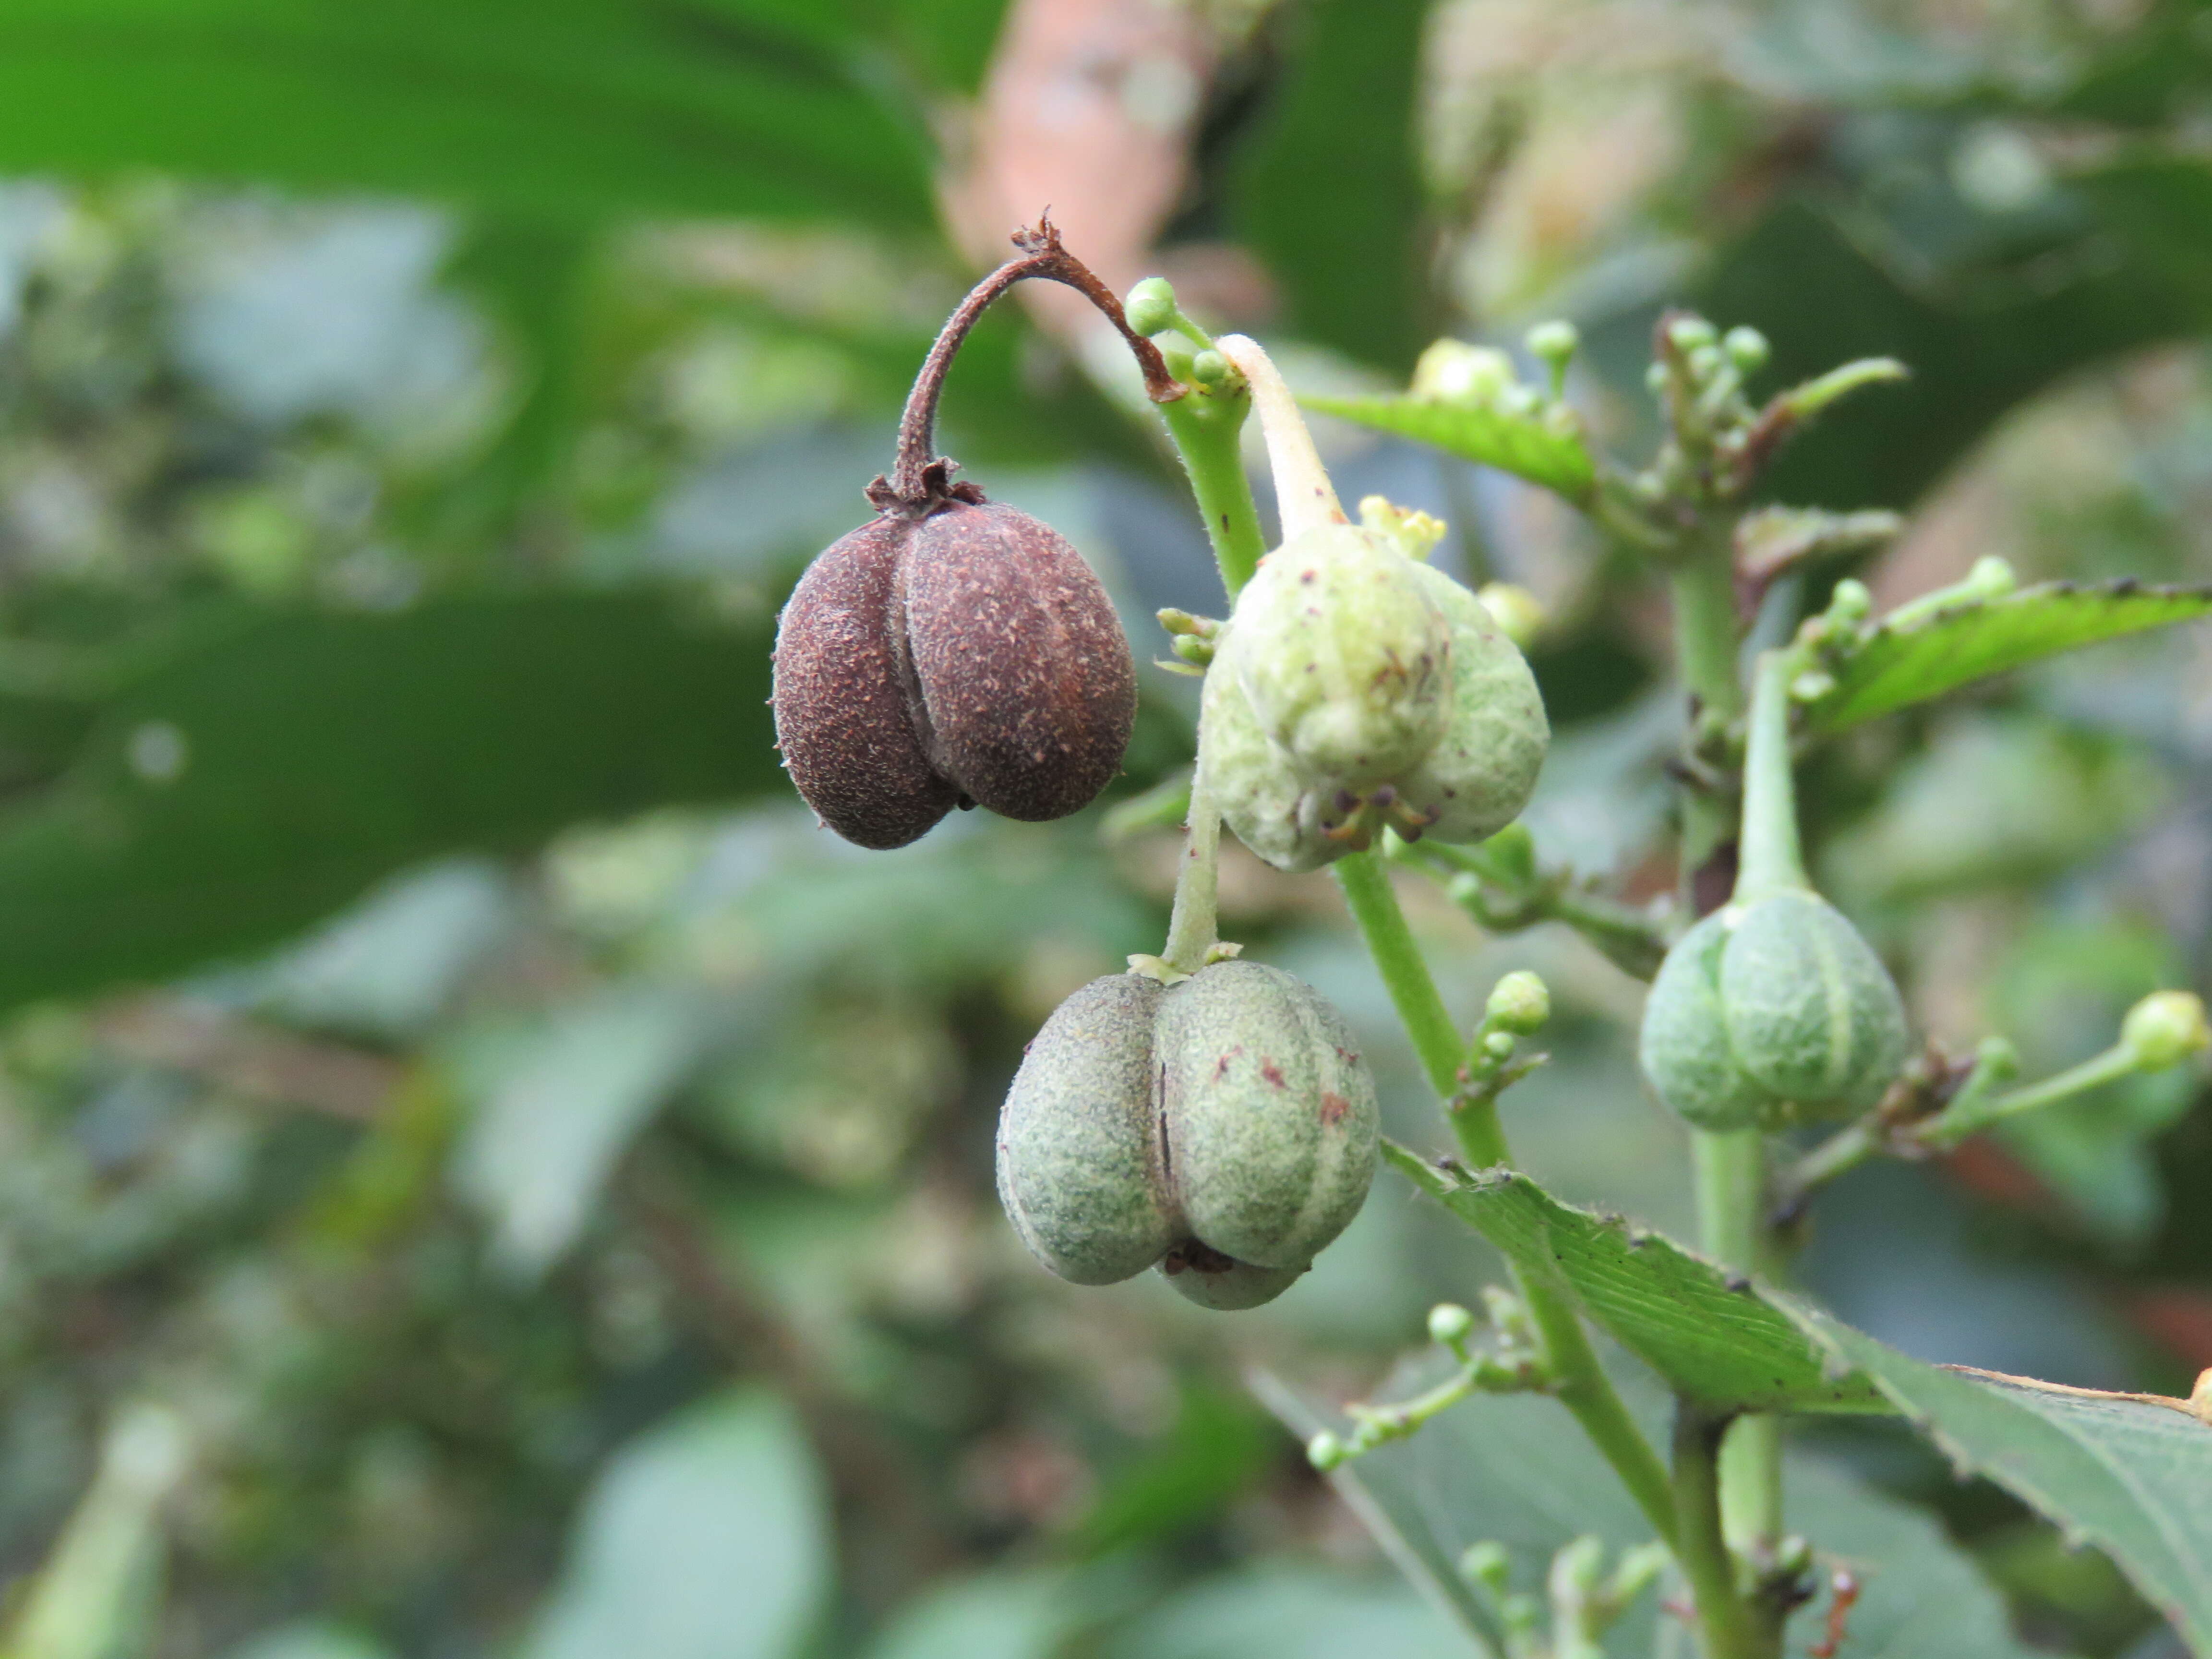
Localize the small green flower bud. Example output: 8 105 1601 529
1307 1430 1347 1470
1428 1301 1476 1346
2121 990 2211 1070
1526 320 1579 367
1723 325 1770 373
1170 633 1214 666
1486 970 1551 1035
1964 554 2016 599
1413 338 1516 405
1687 342 1724 381
1644 361 1670 395
1827 578 1873 625
1190 349 1230 386
1124 276 1179 338
1482 1029 1516 1060
1666 315 1718 353
1460 1541 1513 1597
1550 1535 1607 1603
1476 581 1545 648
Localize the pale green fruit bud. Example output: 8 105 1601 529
1413 338 1517 405
1307 1430 1347 1470
2121 990 2210 1070
1485 970 1551 1035
1723 325 1770 373
1666 315 1718 353
1190 349 1230 386
1476 581 1545 648
1228 524 1454 787
1526 320 1579 369
996 974 1178 1283
1460 1541 1513 1596
1125 276 1179 338
1963 554 2016 600
1640 893 1909 1129
1428 1301 1475 1346
1155 961 1379 1271
1482 1031 1515 1059
1161 1248 1307 1310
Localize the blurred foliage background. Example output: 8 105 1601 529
0 0 2210 1656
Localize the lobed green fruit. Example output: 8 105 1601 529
993 962 1380 1310
1203 526 1547 871
1639 891 1909 1130
996 974 1176 1285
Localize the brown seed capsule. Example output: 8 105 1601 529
769 219 1172 851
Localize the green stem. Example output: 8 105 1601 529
1332 851 1677 1547
1668 545 1745 901
1732 651 1806 904
1160 748 1223 975
1918 1043 2140 1148
1672 1405 1767 1659
1159 381 1267 601
1695 1130 1782 1564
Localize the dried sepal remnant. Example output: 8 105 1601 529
994 961 1380 1310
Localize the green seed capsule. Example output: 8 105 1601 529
996 974 1176 1284
994 961 1380 1310
1640 893 1908 1130
1155 961 1379 1271
1203 529 1547 872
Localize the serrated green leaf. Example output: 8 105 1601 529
1299 394 1598 504
0 0 934 226
0 593 778 1013
1786 1304 2212 1656
1384 1148 1887 1414
1804 579 2212 732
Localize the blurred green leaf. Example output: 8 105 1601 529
0 593 779 1014
1823 714 2164 902
223 1625 393 1659
1069 1386 1277 1559
523 1388 830 1659
1103 1565 1469 1659
1233 0 1434 370
863 1570 1076 1659
1803 580 2212 733
0 0 933 226
1386 1151 1889 1415
1788 1303 2212 1656
452 985 718 1275
1298 393 1597 503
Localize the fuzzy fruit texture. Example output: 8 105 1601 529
773 499 1137 850
995 961 1380 1310
1640 890 1909 1130
1203 525 1548 872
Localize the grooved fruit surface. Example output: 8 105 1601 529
771 517 960 850
1639 910 1771 1130
1200 661 1335 872
1720 890 1909 1120
1395 561 1548 842
1156 961 1379 1270
1229 524 1450 786
897 501 1136 822
996 973 1177 1286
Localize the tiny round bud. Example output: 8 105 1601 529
1964 554 2017 600
1667 315 1718 353
1190 349 1230 386
1125 276 1179 338
1644 361 1670 395
1687 343 1724 381
1827 578 1874 625
2121 990 2210 1070
1414 339 1516 404
1482 1030 1516 1059
1477 582 1545 649
1722 326 1770 373
1486 970 1551 1035
1460 1541 1513 1596
1171 633 1214 665
1428 1301 1476 1346
1307 1431 1347 1471
1526 320 1579 366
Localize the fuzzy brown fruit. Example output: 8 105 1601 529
774 496 1136 849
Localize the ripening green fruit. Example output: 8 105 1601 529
993 962 1379 1309
996 974 1177 1284
1640 892 1908 1130
1203 526 1547 871
1155 961 1379 1270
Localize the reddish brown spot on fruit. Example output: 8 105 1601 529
1261 1060 1286 1089
1320 1092 1350 1124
